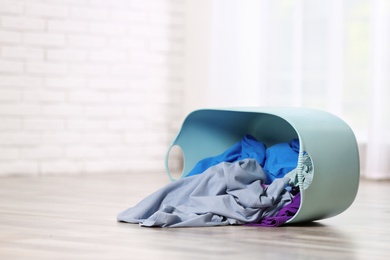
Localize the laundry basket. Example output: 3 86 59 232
165 107 360 224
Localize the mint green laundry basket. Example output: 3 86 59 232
165 107 360 224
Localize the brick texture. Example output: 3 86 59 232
0 0 185 176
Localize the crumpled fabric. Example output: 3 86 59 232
117 159 293 228
246 192 301 227
263 139 300 184
186 134 266 178
185 135 300 185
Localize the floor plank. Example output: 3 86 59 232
0 172 389 259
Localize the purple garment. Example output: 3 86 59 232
246 192 301 227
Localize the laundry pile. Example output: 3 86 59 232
117 135 303 228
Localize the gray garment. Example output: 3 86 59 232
117 159 292 227
285 153 313 189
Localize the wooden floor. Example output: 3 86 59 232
0 172 389 260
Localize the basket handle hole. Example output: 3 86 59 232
167 145 184 180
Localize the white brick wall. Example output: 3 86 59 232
0 0 186 176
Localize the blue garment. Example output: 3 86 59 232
263 139 299 184
186 134 266 177
117 159 293 227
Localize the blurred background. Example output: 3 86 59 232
0 0 388 180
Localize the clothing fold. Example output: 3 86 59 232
117 159 293 227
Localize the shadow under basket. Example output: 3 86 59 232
165 107 360 224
